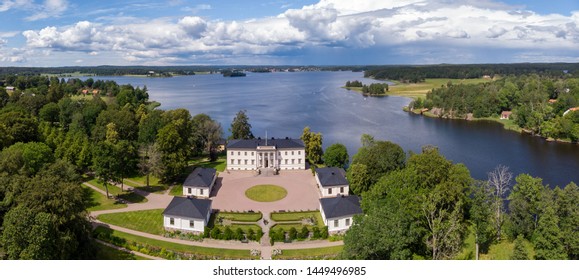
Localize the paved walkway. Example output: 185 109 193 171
87 170 342 260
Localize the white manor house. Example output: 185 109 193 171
226 137 306 170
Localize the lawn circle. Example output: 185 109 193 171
245 184 288 202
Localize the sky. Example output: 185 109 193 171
0 0 578 66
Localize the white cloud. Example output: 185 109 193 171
25 0 69 21
14 0 579 65
0 0 33 12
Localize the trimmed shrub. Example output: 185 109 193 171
235 228 244 241
320 226 329 239
210 227 221 239
288 227 297 240
256 228 264 241
312 227 321 239
223 226 233 240
298 226 309 239
247 228 256 241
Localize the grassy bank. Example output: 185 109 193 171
83 186 127 212
97 209 164 235
273 245 343 260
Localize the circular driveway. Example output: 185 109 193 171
211 170 320 213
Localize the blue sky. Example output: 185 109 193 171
0 0 578 66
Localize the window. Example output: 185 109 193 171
169 218 174 225
245 159 248 164
252 160 255 165
231 159 234 164
190 220 195 228
298 151 301 155
334 220 339 227
285 151 287 155
200 189 204 195
292 159 295 164
298 159 301 164
238 151 240 155
252 152 254 156
292 151 294 155
340 187 344 193
346 218 350 226
285 159 288 164
237 159 241 164
278 152 281 156
244 151 247 156
328 188 332 195
188 188 191 194
231 151 233 155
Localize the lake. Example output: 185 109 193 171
92 71 579 187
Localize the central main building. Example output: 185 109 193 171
226 138 306 170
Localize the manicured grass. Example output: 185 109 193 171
245 184 287 202
191 156 227 172
98 209 164 235
270 223 306 231
87 179 148 203
94 226 254 259
83 186 127 212
273 245 343 260
169 185 184 196
127 174 162 187
123 178 168 194
270 211 324 227
227 224 262 232
215 211 263 222
95 241 150 260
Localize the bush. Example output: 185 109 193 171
210 227 221 239
256 228 264 241
320 226 329 239
298 226 309 239
223 226 233 240
203 227 210 238
247 228 255 241
235 228 244 241
312 227 321 239
288 227 297 240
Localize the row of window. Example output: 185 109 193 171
230 159 302 165
231 151 302 156
334 218 350 227
169 217 195 228
187 188 204 195
327 187 345 195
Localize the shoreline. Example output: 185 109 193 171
403 106 577 145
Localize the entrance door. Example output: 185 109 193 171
265 158 269 168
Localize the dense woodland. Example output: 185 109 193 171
0 74 224 259
342 136 578 260
364 63 579 83
409 75 579 142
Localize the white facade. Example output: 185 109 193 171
182 175 216 198
227 147 305 170
315 175 349 197
163 210 211 233
319 202 354 234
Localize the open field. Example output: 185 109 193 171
346 78 492 100
273 245 343 260
97 209 164 235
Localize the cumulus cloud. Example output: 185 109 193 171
14 0 579 65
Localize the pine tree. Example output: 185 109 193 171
533 205 567 260
511 235 529 260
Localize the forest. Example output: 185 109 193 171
0 74 223 259
409 75 579 142
342 136 578 260
364 63 579 83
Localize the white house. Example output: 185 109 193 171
319 195 363 234
315 167 349 197
226 138 306 170
183 167 217 198
163 197 212 234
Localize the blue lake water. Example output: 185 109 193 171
92 71 579 187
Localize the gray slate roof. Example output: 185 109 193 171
183 167 216 188
316 167 348 187
227 138 304 149
163 197 212 220
320 195 362 219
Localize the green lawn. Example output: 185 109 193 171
169 185 184 196
191 156 227 172
122 178 169 194
456 227 536 260
270 211 324 227
94 226 254 259
83 186 127 212
273 245 343 260
270 223 306 232
95 241 150 260
98 209 164 235
215 211 263 222
86 179 148 203
245 184 287 202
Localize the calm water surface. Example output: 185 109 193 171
94 71 579 187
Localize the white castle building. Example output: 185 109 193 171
226 137 306 170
